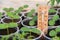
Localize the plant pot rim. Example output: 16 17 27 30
43 35 51 40
21 18 37 28
48 26 60 29
0 27 19 37
2 16 22 23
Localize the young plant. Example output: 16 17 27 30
6 12 20 23
52 15 59 21
49 15 59 26
49 20 55 26
48 0 60 6
49 27 60 40
29 16 37 26
19 27 41 39
49 8 56 13
3 7 14 12
27 9 35 17
23 5 29 8
36 3 40 7
7 12 20 19
0 23 18 35
14 5 29 15
8 22 18 28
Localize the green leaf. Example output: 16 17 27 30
31 28 41 34
49 9 56 13
3 8 8 12
20 27 30 31
29 20 35 26
8 23 18 28
24 5 29 8
36 4 40 7
12 15 20 19
31 9 35 13
49 20 55 26
0 23 8 29
20 27 41 35
49 30 56 37
50 0 55 6
52 15 59 21
7 12 14 18
14 10 21 15
56 0 60 4
32 16 37 21
13 37 16 40
9 7 14 11
51 36 60 40
27 9 35 17
7 12 20 19
55 27 60 32
15 7 23 14
27 12 33 17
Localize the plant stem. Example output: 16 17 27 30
7 28 9 35
30 29 31 39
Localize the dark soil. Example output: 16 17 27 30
39 36 50 40
49 12 56 15
0 27 17 35
53 6 60 9
23 19 37 26
55 19 60 26
3 18 20 23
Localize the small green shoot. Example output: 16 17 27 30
52 15 59 21
29 20 35 26
49 9 56 13
49 30 56 37
27 9 35 17
36 4 40 7
8 23 18 28
24 5 29 8
49 20 55 26
51 36 60 40
55 27 60 32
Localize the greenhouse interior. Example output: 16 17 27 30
0 0 60 40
